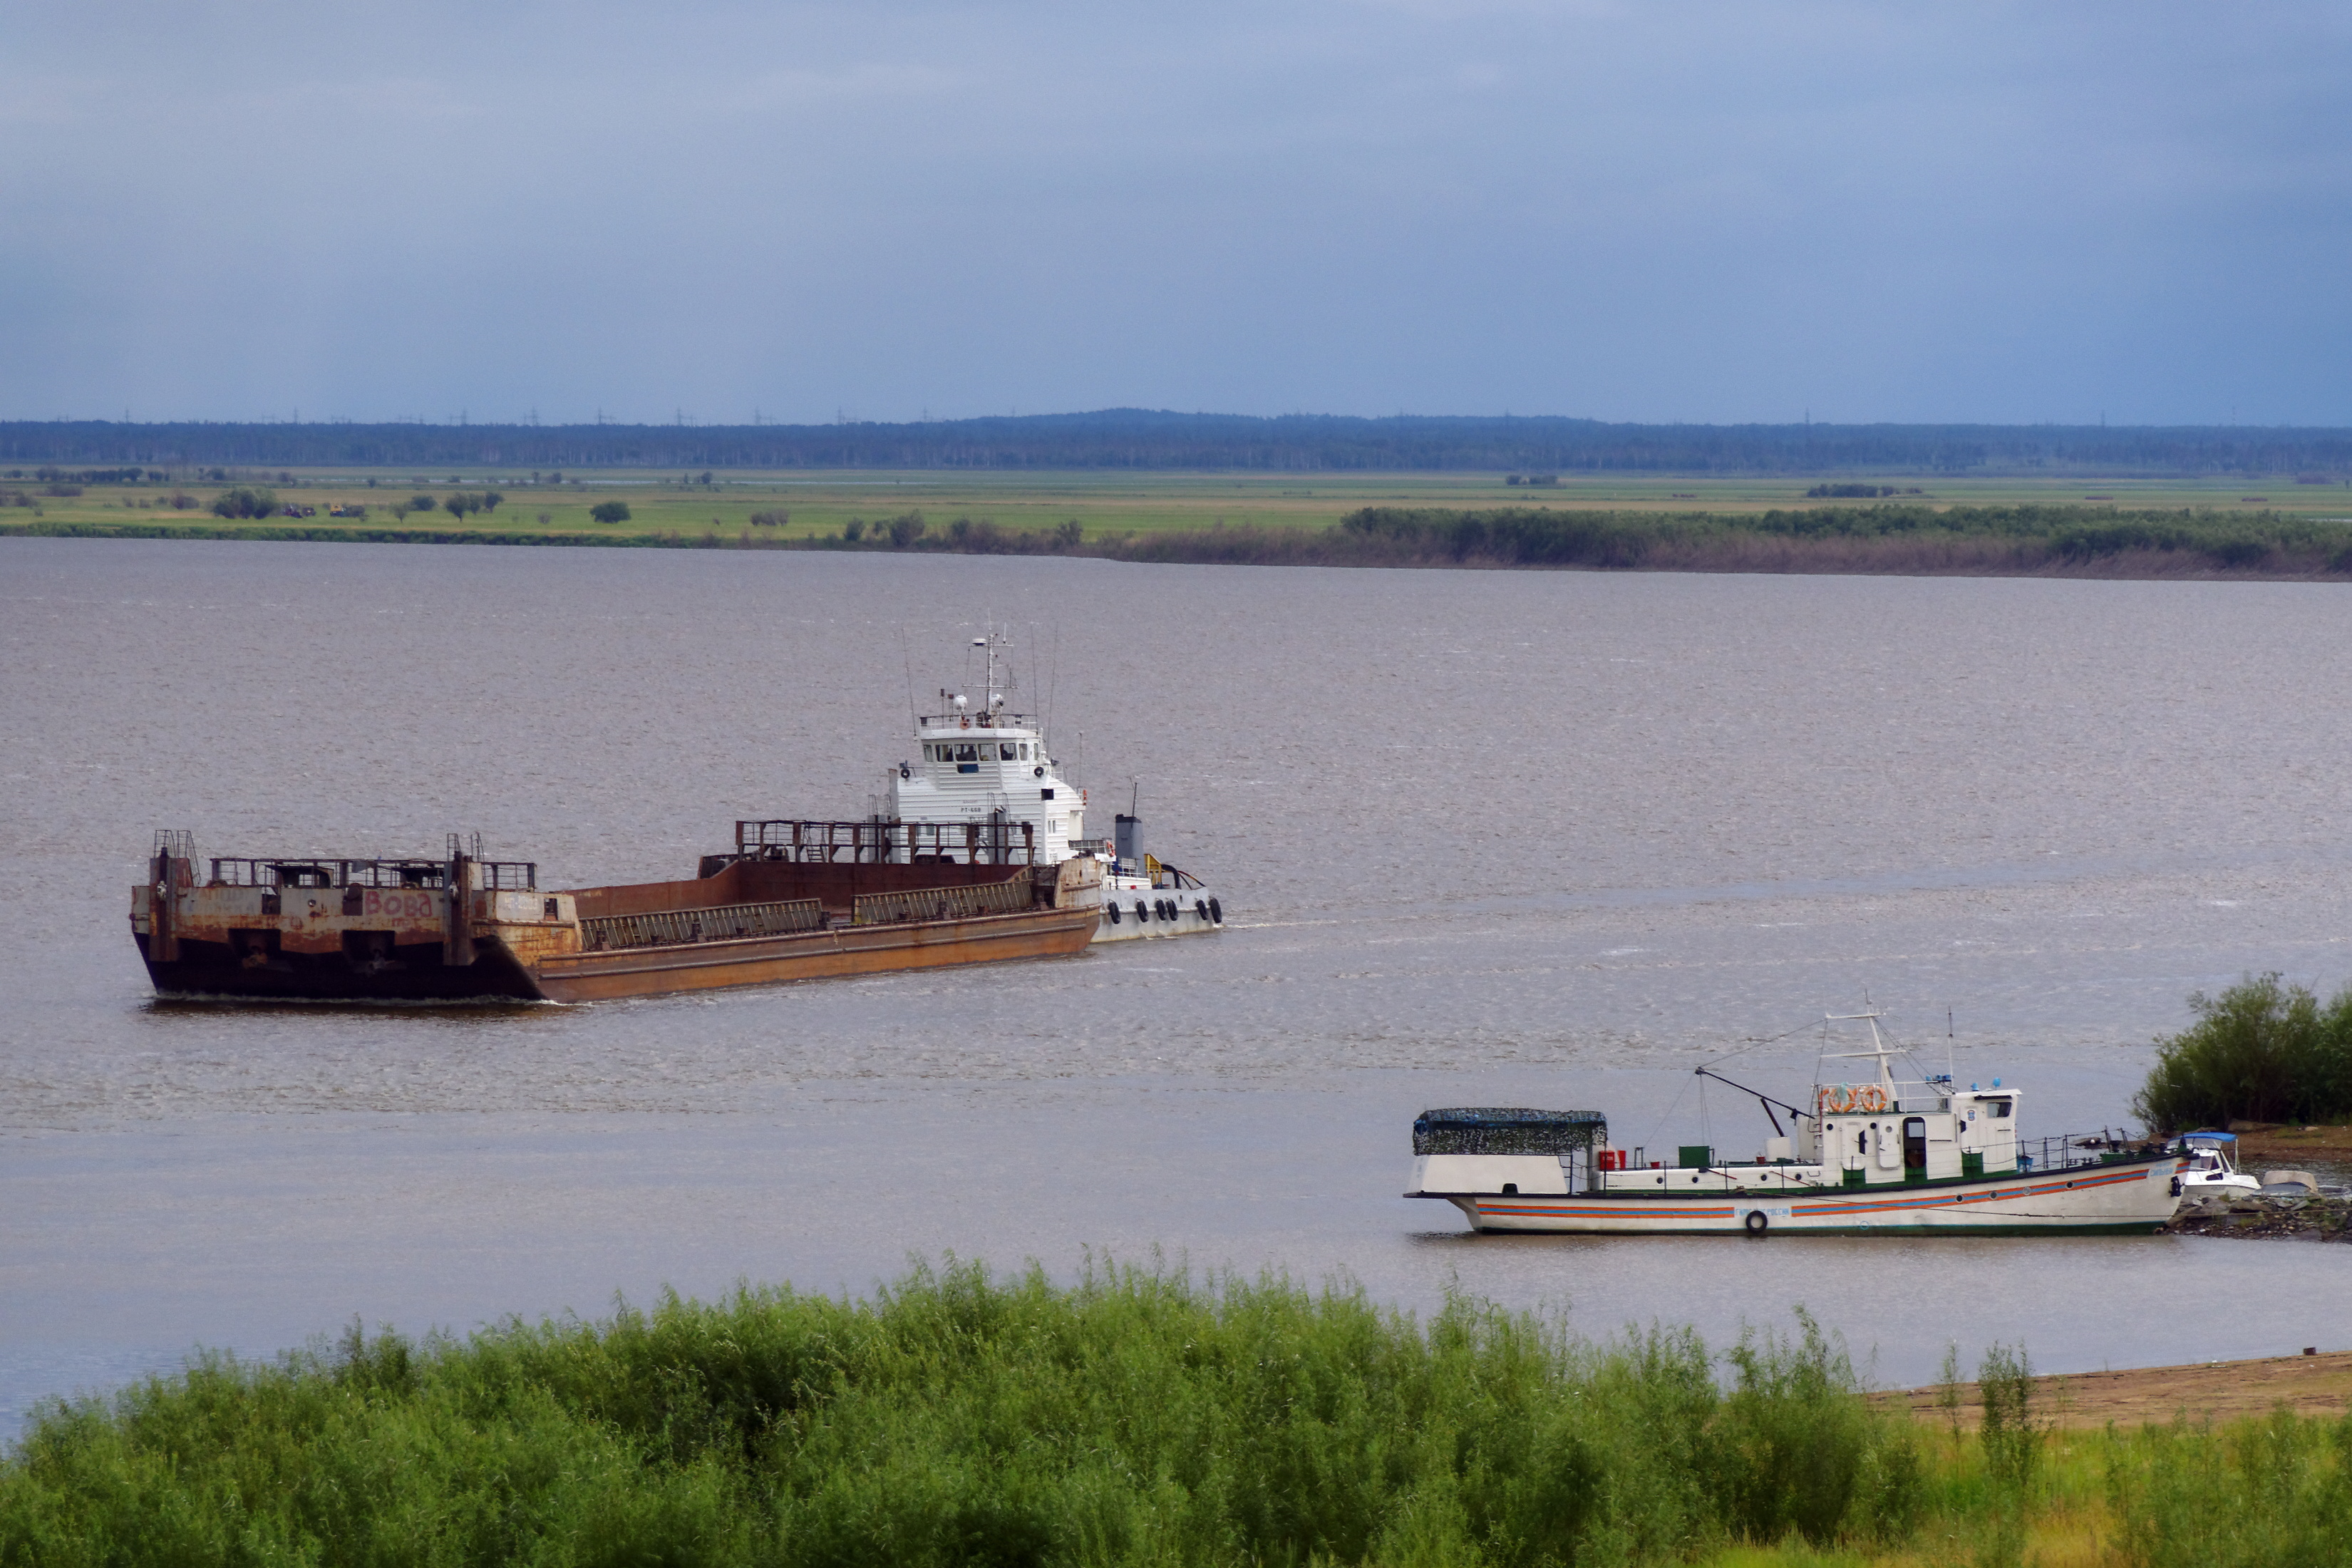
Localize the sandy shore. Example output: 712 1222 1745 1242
1880 1348 2352 1428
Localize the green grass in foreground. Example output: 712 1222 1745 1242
4 1262 2348 1567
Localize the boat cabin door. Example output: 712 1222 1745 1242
1902 1116 1928 1179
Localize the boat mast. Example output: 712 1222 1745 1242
1818 1010 1900 1092
971 626 1017 726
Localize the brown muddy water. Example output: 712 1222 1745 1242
4 538 2349 1427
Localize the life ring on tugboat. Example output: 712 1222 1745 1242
1744 1210 1770 1236
960 717 971 729
1855 1085 1887 1113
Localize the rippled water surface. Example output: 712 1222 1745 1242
4 538 2349 1424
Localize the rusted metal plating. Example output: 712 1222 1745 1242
133 825 1102 1003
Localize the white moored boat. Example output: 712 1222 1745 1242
1406 1011 2185 1237
2171 1130 2261 1200
883 631 1225 946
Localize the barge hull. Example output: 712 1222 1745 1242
529 904 1098 1002
140 937 543 1003
132 832 1102 1006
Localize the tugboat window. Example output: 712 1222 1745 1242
999 743 1017 760
955 743 978 763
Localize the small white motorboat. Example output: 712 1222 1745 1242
2172 1131 2262 1200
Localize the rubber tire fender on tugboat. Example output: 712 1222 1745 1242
1195 898 1209 922
1107 902 1120 925
1135 900 1150 923
1034 765 1045 778
1744 1209 1770 1236
1208 897 1222 924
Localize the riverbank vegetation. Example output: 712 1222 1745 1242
12 500 2352 579
4 1261 2348 1566
2134 974 2352 1132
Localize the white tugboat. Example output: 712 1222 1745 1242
1089 792 1224 943
883 631 1224 944
1407 1011 2185 1235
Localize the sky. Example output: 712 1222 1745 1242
5 1 2349 428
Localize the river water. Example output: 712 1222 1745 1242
4 537 2348 1426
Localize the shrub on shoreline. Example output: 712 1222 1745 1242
206 485 277 520
2133 973 2352 1131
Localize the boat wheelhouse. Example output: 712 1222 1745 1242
889 635 1086 867
1407 1011 2185 1236
883 630 1224 942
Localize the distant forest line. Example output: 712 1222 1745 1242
4 411 2351 476
17 504 2352 579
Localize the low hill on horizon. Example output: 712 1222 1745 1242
4 410 2348 478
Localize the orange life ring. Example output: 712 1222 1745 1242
960 717 970 729
1857 1085 1887 1113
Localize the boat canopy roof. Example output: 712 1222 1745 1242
1414 1107 1608 1157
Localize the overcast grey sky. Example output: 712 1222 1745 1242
6 1 2347 426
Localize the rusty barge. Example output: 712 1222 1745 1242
131 820 1101 1004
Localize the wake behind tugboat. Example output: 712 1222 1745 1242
1408 1011 2185 1235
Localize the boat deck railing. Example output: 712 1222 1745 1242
2017 1130 2167 1173
203 857 538 891
735 818 1041 865
917 709 1033 731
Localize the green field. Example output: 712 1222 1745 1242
9 468 2352 548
